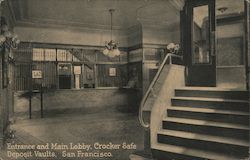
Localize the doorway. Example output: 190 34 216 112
183 0 216 87
58 63 72 89
182 0 247 89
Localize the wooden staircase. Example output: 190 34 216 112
152 87 250 160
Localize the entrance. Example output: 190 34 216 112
58 63 72 89
183 0 216 86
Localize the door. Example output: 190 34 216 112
183 0 216 86
59 75 71 89
58 63 72 89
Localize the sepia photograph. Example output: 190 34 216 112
0 0 249 159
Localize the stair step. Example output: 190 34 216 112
175 87 249 100
152 143 242 160
158 129 249 147
157 130 249 157
162 117 249 140
176 87 246 91
167 106 249 125
172 96 249 104
168 106 249 115
171 97 249 112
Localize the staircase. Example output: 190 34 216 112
152 87 250 160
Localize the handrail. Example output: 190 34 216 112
139 53 182 128
244 0 249 90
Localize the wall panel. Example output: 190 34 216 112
97 64 127 87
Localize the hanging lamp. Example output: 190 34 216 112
103 9 120 58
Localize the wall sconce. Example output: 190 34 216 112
0 16 20 88
0 18 20 50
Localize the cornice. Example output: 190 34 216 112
15 16 176 35
15 17 128 31
14 19 131 35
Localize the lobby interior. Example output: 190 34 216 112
0 0 249 160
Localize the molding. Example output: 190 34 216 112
128 43 168 51
128 44 143 51
143 60 159 64
143 43 166 49
15 16 179 33
20 41 129 52
15 19 127 32
128 59 142 63
95 62 128 65
127 43 167 52
217 36 243 40
217 12 245 25
95 87 120 90
216 65 245 68
40 42 165 53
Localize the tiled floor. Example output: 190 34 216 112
1 109 145 160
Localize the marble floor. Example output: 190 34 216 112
0 109 145 160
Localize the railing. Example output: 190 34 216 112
244 0 249 90
139 53 183 128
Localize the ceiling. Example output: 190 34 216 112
194 0 244 27
9 0 184 30
8 0 245 30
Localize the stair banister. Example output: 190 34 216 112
244 0 249 90
139 53 182 128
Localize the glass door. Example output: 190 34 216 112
183 0 216 86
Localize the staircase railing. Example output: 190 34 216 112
70 49 94 69
244 0 249 90
139 53 183 128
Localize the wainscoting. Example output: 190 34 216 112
216 66 246 89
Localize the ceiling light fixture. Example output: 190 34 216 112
103 9 120 58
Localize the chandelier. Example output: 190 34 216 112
103 9 120 58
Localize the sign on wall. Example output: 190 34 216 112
74 66 82 75
109 68 116 76
32 70 42 79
